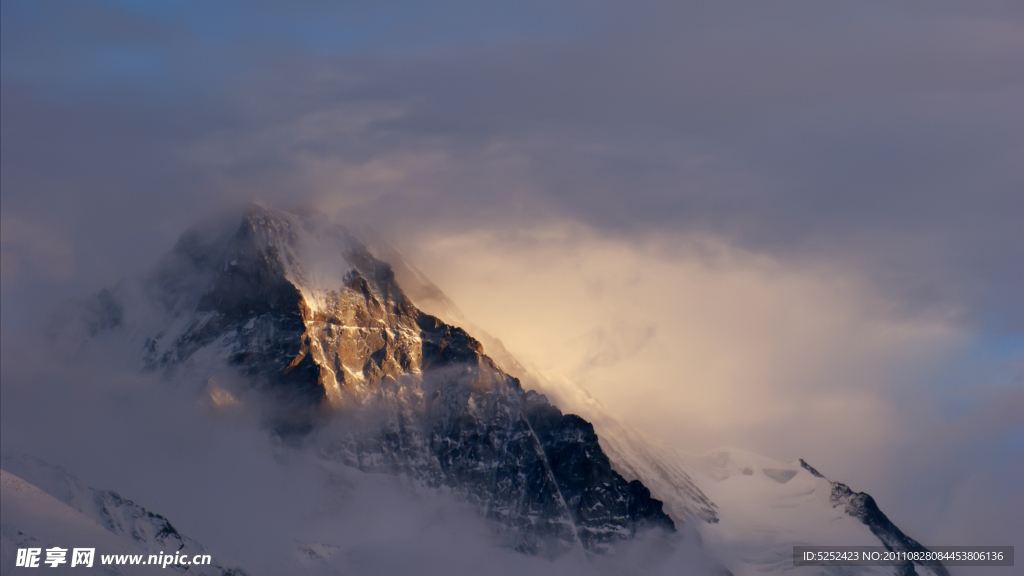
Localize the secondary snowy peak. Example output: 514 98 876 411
684 449 947 576
1 456 246 576
2 470 132 575
798 459 949 576
63 204 676 556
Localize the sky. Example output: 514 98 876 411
2 0 1022 562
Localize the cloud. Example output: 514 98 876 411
401 220 1021 547
0 212 75 283
2 0 1021 563
3 0 1021 328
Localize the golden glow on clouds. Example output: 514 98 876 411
405 221 967 468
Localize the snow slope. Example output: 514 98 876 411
686 449 907 576
1 469 136 575
0 457 247 576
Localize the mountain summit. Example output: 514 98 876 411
64 203 676 556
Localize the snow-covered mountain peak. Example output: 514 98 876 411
151 202 358 317
52 206 679 557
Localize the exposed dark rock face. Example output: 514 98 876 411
524 392 675 548
72 203 675 556
799 459 949 576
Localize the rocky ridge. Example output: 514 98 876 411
799 459 949 576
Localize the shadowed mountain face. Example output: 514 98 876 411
67 204 675 556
